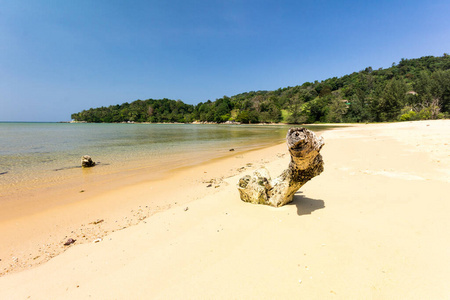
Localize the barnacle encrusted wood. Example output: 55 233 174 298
237 128 324 207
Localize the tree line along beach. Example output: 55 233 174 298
71 55 450 125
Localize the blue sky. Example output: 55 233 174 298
1 0 449 121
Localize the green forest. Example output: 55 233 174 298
71 55 450 124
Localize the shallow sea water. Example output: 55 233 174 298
0 122 330 199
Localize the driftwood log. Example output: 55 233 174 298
237 128 324 207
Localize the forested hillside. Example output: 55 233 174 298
71 55 450 123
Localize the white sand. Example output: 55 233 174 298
1 120 449 299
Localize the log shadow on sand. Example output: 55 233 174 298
289 192 325 216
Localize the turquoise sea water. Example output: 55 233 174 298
0 122 329 198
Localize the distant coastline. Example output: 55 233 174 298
71 55 450 125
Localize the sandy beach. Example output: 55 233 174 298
0 120 449 299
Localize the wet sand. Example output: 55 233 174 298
0 135 296 276
0 120 449 299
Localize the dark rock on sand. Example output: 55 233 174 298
81 155 96 168
64 238 76 246
90 219 104 225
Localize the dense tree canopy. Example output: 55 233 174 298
72 54 450 123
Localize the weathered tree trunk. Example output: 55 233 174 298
237 128 324 207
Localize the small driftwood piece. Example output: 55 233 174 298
237 128 324 207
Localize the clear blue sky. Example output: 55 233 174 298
1 0 449 121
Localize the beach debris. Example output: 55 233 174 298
12 257 18 263
81 155 96 168
204 177 224 187
64 238 76 246
229 148 235 151
184 207 189 211
93 238 102 243
0 171 8 175
237 127 324 207
90 219 104 225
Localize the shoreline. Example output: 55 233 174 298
0 135 300 276
67 120 354 126
0 122 341 222
0 122 305 221
1 120 449 299
0 135 290 222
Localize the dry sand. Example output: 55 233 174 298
0 120 449 299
